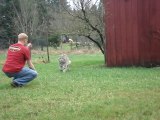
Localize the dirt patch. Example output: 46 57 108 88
0 50 7 54
31 49 101 55
1 48 101 55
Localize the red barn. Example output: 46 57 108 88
104 0 160 67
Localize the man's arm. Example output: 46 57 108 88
26 43 35 70
27 60 36 70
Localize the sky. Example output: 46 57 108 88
67 0 100 9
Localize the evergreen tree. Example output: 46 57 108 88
0 0 18 48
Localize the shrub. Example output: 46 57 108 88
48 34 61 49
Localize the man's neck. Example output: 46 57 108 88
18 41 25 45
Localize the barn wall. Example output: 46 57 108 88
104 0 160 67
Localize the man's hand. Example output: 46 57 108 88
27 43 32 49
27 60 36 70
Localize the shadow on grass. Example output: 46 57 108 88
0 83 40 90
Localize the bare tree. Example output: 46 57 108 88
12 0 51 62
12 0 39 38
63 0 105 54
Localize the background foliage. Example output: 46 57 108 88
0 0 104 53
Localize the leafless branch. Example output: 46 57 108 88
11 1 25 32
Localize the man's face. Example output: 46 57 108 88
24 38 28 45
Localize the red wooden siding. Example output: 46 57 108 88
104 0 160 67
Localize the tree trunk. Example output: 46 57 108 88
46 31 50 62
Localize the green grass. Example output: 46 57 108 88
0 52 160 120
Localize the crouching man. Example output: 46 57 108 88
2 33 38 87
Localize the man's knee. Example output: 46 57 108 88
31 71 38 78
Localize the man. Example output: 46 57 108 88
2 33 38 87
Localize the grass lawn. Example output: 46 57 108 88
0 51 160 120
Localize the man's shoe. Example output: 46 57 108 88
11 82 23 87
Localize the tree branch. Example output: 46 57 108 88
85 35 104 54
11 1 25 32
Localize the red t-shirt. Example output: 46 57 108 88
2 43 30 73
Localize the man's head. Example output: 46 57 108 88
18 33 28 45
